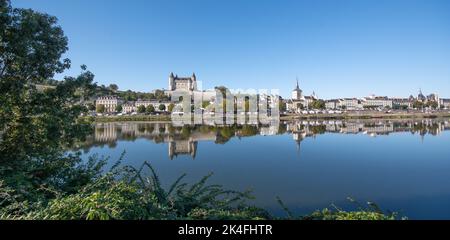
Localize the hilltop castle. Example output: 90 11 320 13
168 72 198 92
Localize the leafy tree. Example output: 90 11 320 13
158 104 166 111
87 103 96 111
154 89 169 101
115 104 122 112
168 103 175 112
426 101 438 109
96 104 106 113
279 100 286 112
108 84 118 92
309 100 326 110
0 0 102 214
137 105 146 113
413 100 425 109
146 105 155 114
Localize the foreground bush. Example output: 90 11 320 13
1 161 401 220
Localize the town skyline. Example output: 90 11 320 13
13 0 450 99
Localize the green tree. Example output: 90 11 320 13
309 100 326 110
96 104 106 113
146 105 155 114
108 84 119 92
158 104 166 112
87 103 96 111
115 104 123 112
427 101 438 109
413 100 424 109
137 105 146 113
0 0 102 215
279 100 287 112
168 103 175 112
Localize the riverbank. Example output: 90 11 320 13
83 111 450 123
84 114 172 123
280 111 450 121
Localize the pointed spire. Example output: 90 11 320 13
170 72 174 78
296 76 299 89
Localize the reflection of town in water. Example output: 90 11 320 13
79 119 450 159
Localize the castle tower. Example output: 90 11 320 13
169 72 175 91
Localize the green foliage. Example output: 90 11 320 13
277 197 403 221
0 0 102 219
426 101 438 109
304 208 398 220
168 103 175 112
96 104 105 113
108 84 118 92
158 104 166 111
413 100 425 109
137 105 146 113
87 103 96 111
146 105 155 114
13 162 268 220
309 100 326 110
115 104 122 112
279 100 287 112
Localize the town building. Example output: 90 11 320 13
440 99 450 109
96 96 123 113
339 98 362 110
391 98 412 109
122 103 136 113
325 99 340 110
362 96 393 109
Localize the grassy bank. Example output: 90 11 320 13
83 114 172 123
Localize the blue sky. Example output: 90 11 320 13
13 0 450 98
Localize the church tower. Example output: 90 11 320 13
292 78 303 100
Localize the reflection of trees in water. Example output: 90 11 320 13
309 125 327 135
78 119 450 151
411 122 440 136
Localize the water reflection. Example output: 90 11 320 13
76 119 450 159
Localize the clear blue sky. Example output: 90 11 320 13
13 0 450 98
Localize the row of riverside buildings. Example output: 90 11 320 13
286 79 450 113
95 74 450 114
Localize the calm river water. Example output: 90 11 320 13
75 119 450 219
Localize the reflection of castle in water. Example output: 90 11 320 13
84 119 450 159
93 122 218 159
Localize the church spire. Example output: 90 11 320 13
296 77 299 89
